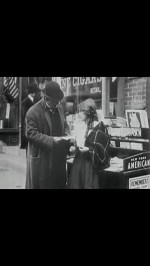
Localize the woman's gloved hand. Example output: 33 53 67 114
79 146 89 153
69 146 76 155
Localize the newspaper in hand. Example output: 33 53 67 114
74 120 87 148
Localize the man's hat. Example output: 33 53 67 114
42 81 64 102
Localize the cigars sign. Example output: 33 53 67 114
124 151 150 172
60 77 102 97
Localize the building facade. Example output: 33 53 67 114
0 77 149 146
55 77 149 118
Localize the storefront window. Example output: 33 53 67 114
57 77 120 133
0 78 19 130
0 77 19 145
60 77 118 115
109 77 118 117
61 77 102 113
59 77 104 134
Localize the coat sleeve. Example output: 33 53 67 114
58 105 70 136
64 120 70 135
25 113 54 150
87 130 111 170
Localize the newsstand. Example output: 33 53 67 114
100 150 150 189
100 127 150 189
67 127 150 189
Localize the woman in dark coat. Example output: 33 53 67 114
68 98 111 189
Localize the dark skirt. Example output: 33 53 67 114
68 151 100 189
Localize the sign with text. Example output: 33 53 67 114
108 127 142 138
123 151 150 172
60 77 102 98
126 110 149 128
129 175 150 189
61 77 72 97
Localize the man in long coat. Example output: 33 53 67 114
25 81 72 189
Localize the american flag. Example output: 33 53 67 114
3 77 19 100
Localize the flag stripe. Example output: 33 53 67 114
10 84 17 94
9 82 15 91
3 77 19 101
4 77 8 86
9 78 15 88
12 90 18 97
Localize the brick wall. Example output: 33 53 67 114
146 77 150 119
124 77 147 110
0 77 3 95
0 77 6 120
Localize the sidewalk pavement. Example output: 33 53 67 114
0 145 26 189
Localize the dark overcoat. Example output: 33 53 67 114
68 122 111 189
21 96 34 149
25 98 69 189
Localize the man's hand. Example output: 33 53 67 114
54 137 63 144
61 136 76 146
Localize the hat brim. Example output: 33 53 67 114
42 90 63 102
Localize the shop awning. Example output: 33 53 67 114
112 77 117 82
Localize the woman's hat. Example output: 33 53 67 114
79 98 98 122
42 81 64 102
79 98 97 112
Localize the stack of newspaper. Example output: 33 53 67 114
105 157 124 172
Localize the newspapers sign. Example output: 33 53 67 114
129 175 150 189
124 151 150 172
